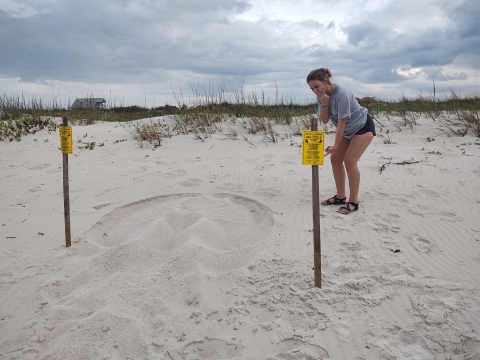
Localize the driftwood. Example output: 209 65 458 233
379 159 423 174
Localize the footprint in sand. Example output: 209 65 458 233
415 185 439 197
396 330 433 357
93 203 112 210
181 338 244 359
270 344 329 360
164 169 188 178
407 292 477 355
407 233 435 253
27 187 42 192
28 164 50 170
178 178 203 187
255 164 275 171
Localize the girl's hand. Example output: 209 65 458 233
324 145 336 156
319 84 329 106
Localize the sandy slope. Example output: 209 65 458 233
1 114 479 360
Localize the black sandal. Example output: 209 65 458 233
321 195 347 206
337 201 359 215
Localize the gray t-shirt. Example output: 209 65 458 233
317 85 368 139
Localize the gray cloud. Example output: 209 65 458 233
0 0 478 105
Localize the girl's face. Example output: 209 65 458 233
308 79 327 97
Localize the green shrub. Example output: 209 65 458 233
0 116 57 142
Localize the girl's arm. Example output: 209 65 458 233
320 105 329 124
318 88 330 124
325 117 347 156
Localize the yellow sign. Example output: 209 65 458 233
302 130 325 165
58 126 73 154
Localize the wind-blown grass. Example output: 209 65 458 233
364 90 480 136
170 81 315 142
127 119 173 148
1 87 479 143
0 92 181 125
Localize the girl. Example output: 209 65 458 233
306 68 376 215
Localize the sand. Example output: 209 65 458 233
0 113 479 360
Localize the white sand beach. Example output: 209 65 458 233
1 114 479 359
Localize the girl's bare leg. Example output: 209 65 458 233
329 137 351 200
338 135 373 213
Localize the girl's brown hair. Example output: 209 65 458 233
306 68 333 84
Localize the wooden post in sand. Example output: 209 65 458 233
302 120 325 287
60 117 72 247
311 117 321 288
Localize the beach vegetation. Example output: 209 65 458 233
0 115 57 142
383 129 394 144
225 125 239 140
457 110 480 137
1 86 479 143
364 90 480 137
127 119 171 148
84 141 96 150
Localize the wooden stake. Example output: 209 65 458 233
311 117 321 288
62 117 71 247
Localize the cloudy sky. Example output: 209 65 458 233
1 0 479 107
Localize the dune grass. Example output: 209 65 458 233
169 82 314 142
364 90 480 136
1 86 479 143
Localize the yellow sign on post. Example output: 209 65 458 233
302 130 325 165
58 126 73 154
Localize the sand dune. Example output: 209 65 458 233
1 114 479 359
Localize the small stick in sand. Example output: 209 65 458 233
379 159 423 174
